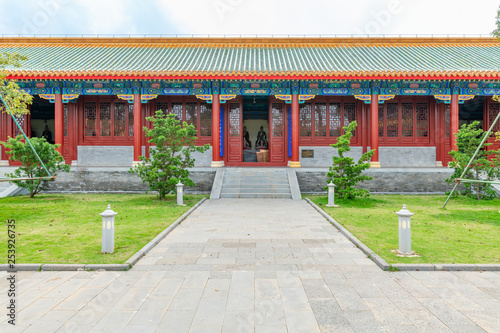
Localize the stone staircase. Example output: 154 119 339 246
219 168 293 199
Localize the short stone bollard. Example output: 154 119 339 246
100 204 117 253
396 204 414 255
176 181 185 206
326 181 339 207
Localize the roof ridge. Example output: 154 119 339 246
0 37 499 48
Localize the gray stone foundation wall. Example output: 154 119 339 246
298 146 437 168
77 145 213 167
296 168 455 194
45 167 216 193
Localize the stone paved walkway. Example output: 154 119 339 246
1 199 500 332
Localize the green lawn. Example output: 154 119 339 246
307 195 500 265
0 193 206 264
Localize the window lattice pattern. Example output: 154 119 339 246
489 102 500 134
315 103 327 137
200 103 212 136
13 114 25 136
63 104 68 137
401 103 414 137
114 103 126 137
99 102 111 136
84 102 97 136
445 105 450 138
157 102 168 115
386 103 399 137
171 103 183 121
329 103 341 137
300 104 312 136
272 103 283 137
344 103 356 136
128 104 134 136
378 104 384 137
186 102 198 130
229 103 240 137
416 103 429 137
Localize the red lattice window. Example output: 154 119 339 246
63 104 68 137
128 104 134 136
186 102 197 130
378 98 430 145
114 102 126 137
157 102 168 115
344 102 356 136
378 104 384 137
445 105 450 138
99 102 111 136
13 114 25 137
200 103 212 137
416 103 428 137
489 102 500 134
229 103 240 137
300 104 312 137
83 98 134 144
329 103 341 137
171 103 183 120
401 103 413 137
84 102 97 137
386 103 398 138
272 103 283 137
315 103 327 137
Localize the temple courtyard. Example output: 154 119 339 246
1 198 500 332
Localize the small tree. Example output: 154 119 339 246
446 121 500 200
1 52 33 115
130 110 209 200
1 136 69 198
326 121 375 199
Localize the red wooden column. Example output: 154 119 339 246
133 93 142 164
54 93 64 155
290 93 301 168
211 94 223 167
370 94 380 167
450 93 459 152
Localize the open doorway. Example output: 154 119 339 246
242 96 269 163
30 96 55 143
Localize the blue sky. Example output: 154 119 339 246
0 0 498 36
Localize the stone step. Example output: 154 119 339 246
221 184 291 189
219 193 292 199
221 187 292 194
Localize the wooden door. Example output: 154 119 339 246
226 102 242 163
269 102 285 163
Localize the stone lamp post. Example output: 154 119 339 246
176 181 185 206
396 204 414 255
326 181 339 207
100 204 117 253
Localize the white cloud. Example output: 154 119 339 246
0 0 498 36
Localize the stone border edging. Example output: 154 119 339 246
305 198 500 272
0 197 208 272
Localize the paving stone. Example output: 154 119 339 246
6 199 500 332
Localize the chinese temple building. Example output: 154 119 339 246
1 37 500 193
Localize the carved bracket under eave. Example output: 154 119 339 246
433 95 475 104
39 94 79 103
354 95 395 104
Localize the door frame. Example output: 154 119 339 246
223 96 288 167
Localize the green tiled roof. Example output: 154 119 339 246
2 37 500 79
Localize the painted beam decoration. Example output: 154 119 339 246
220 80 290 96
